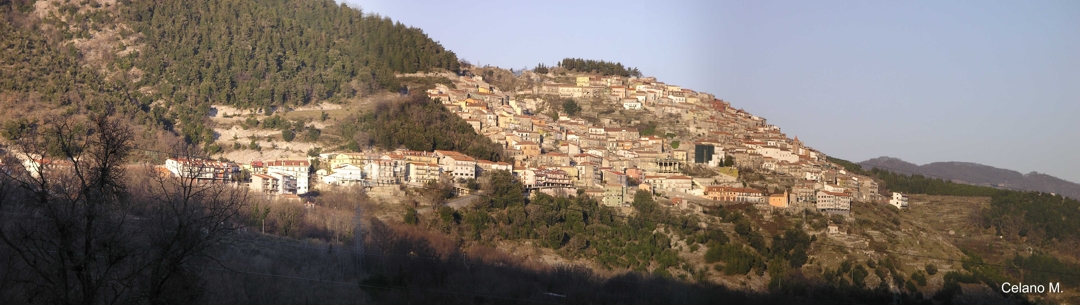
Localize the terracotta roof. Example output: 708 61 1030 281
266 160 310 167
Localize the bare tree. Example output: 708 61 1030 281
128 144 248 303
0 113 138 305
0 113 248 304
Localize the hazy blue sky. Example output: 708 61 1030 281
344 0 1080 183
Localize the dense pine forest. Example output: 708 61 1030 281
123 0 459 110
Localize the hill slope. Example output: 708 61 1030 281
860 156 1080 200
1 0 459 150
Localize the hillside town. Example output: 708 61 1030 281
113 70 901 217
1 71 899 217
423 72 891 213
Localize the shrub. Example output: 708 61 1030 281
403 208 419 225
912 271 927 286
282 129 295 142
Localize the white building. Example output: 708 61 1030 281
20 158 74 179
664 175 694 194
406 162 441 185
816 190 851 214
267 172 298 194
322 164 365 186
165 158 239 182
265 160 310 194
889 192 909 209
363 160 397 185
822 183 845 193
667 94 686 103
436 151 477 180
754 147 799 164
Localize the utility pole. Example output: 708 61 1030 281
352 202 366 273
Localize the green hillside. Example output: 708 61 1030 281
123 0 459 109
1 0 459 150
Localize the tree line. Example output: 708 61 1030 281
868 167 1080 244
828 157 1080 245
557 58 642 77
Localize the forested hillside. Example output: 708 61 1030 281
123 0 459 110
336 95 505 161
1 0 459 151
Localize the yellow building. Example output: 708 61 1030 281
673 150 688 162
329 153 367 171
576 76 591 87
398 150 439 164
515 141 541 159
768 191 789 208
454 98 481 110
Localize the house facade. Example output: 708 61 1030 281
889 192 909 209
165 158 239 182
323 164 365 185
266 160 310 194
705 186 764 203
816 191 851 214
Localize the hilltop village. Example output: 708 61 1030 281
104 69 911 216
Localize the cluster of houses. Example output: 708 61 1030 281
159 149 515 198
424 71 894 214
165 158 311 196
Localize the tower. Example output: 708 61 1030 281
793 136 804 156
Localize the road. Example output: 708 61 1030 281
445 194 480 210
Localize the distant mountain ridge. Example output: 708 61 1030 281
860 157 1080 200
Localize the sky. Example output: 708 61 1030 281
343 0 1080 183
